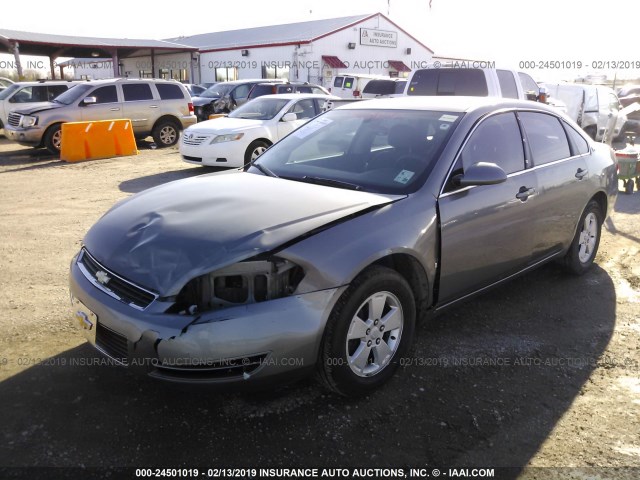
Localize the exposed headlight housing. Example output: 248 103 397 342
210 133 244 144
21 115 37 128
169 257 304 315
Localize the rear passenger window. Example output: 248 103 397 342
156 83 184 100
333 77 344 88
564 123 590 155
91 86 118 104
122 84 154 101
407 69 488 96
518 112 570 165
48 85 68 100
461 112 524 174
497 70 518 99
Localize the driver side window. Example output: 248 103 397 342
460 112 525 174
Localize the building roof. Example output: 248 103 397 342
168 13 433 54
0 28 197 58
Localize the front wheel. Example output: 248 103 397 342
152 121 180 147
564 200 603 275
317 266 416 396
244 140 269 164
44 124 62 154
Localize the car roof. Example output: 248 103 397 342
336 96 560 114
252 93 339 101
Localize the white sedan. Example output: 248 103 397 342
180 93 338 167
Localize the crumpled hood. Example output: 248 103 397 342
84 172 402 296
193 96 220 107
186 117 262 134
12 101 63 115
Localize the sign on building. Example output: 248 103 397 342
359 28 398 48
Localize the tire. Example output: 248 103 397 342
43 124 62 154
244 140 269 164
564 200 603 275
317 266 416 397
152 120 180 148
625 179 634 194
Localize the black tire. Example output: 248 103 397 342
43 124 62 154
152 120 180 148
317 266 416 397
625 179 634 194
564 200 603 275
244 140 269 164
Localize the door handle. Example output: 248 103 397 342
149 105 159 109
575 168 588 179
516 186 536 201
109 107 120 111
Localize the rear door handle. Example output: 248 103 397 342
516 186 536 201
109 107 120 111
575 168 588 179
149 105 159 109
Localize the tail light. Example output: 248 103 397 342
188 102 194 114
353 90 361 98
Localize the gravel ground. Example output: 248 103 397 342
0 136 638 480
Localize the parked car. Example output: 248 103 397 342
183 83 207 98
0 77 14 93
4 78 196 154
361 78 407 98
330 73 389 98
543 83 625 142
0 79 82 132
70 96 616 396
193 79 285 121
247 82 329 100
181 93 338 167
405 65 546 102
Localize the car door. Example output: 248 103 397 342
437 111 539 305
276 98 318 139
121 83 157 132
517 111 591 258
79 85 123 122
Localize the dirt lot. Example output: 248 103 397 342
0 136 638 479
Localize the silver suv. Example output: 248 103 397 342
4 78 197 154
0 79 82 132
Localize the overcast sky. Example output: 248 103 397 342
2 0 639 80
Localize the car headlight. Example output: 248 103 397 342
169 258 304 315
210 133 244 144
21 115 37 128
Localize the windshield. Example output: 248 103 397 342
53 84 93 105
250 108 461 194
229 97 290 120
0 83 21 100
200 83 233 98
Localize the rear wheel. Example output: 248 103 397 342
317 266 415 396
625 179 634 194
564 200 602 275
44 124 62 154
152 120 180 147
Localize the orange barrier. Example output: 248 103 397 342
60 119 138 162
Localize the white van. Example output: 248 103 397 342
330 73 390 99
543 83 625 142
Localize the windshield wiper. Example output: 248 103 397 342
250 161 278 178
301 176 361 191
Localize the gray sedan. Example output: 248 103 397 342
69 96 617 396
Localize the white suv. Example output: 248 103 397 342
4 78 197 154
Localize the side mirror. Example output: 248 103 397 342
282 112 297 122
454 162 507 187
82 96 97 106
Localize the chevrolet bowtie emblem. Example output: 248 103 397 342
95 270 111 285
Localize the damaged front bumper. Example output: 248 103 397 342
69 257 345 385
